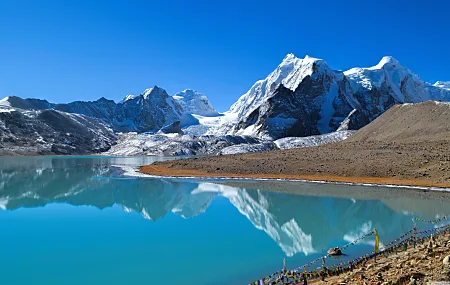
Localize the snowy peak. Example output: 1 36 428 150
0 96 11 106
434 81 450 90
228 53 334 118
0 95 53 110
121 94 135 103
120 86 170 102
173 89 218 116
344 56 432 103
142 85 167 100
370 56 400 70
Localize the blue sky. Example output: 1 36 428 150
1 0 449 112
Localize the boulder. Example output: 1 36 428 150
158 120 184 135
327 247 343 256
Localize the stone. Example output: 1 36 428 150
444 255 450 266
327 247 343 256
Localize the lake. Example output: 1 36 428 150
0 156 449 285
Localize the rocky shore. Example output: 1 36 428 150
313 231 450 285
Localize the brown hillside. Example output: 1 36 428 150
349 101 450 143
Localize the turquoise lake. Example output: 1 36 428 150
0 156 449 285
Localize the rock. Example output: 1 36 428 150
158 120 184 135
327 247 343 256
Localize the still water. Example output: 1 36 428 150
0 156 449 285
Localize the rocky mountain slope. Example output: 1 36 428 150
0 105 116 155
211 55 450 140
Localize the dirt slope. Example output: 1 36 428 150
348 101 450 143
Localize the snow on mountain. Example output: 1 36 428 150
217 142 277 155
173 89 218 116
274 130 355 150
0 86 187 133
344 56 431 103
212 54 450 140
221 55 355 139
0 97 11 106
229 54 322 119
433 81 450 90
114 86 184 132
0 106 116 155
120 94 136 103
103 133 269 156
343 56 450 129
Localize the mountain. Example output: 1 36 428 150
213 54 450 139
232 56 355 139
0 86 186 133
109 86 184 132
0 105 116 155
173 89 218 116
343 56 450 129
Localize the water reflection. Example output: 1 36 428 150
1 156 449 258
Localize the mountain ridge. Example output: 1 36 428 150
211 54 450 139
0 86 217 133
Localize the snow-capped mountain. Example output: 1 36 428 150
342 56 450 129
0 86 188 133
173 89 218 116
213 54 450 139
229 54 321 118
113 86 184 132
217 55 355 139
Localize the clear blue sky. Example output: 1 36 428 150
1 0 449 111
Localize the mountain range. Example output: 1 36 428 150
213 55 450 139
1 54 449 155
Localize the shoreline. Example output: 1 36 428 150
139 164 450 190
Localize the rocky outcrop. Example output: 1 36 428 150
158 121 184 135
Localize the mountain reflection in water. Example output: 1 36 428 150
1 156 449 260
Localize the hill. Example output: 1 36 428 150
349 101 450 142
